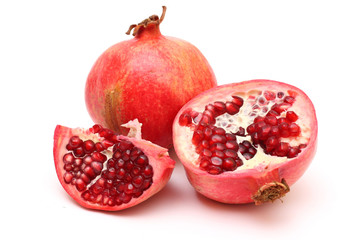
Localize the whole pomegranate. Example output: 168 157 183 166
53 119 175 211
85 6 217 148
173 80 317 204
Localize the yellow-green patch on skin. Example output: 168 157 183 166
104 88 123 133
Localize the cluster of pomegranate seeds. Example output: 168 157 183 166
246 95 303 158
182 96 244 175
62 124 153 206
179 90 307 175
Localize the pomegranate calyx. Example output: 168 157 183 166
252 179 290 205
126 6 167 36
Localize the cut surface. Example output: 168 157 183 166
175 80 316 175
54 120 175 211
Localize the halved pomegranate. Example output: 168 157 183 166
173 80 317 204
54 119 175 211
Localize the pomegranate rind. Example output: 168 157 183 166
53 122 175 211
173 79 317 204
85 24 217 148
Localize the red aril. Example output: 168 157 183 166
54 119 175 211
173 80 317 204
85 6 217 148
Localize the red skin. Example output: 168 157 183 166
173 80 318 204
85 24 217 148
53 123 175 211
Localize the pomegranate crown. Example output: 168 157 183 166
126 6 167 36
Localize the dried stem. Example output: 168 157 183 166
126 6 167 36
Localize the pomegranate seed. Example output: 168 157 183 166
272 102 291 114
264 116 277 126
143 165 153 178
91 124 102 133
210 134 226 144
179 113 192 126
95 142 105 152
243 153 254 160
83 155 93 165
132 176 144 188
74 146 85 157
201 140 210 149
277 92 284 98
75 179 86 191
284 96 295 104
264 91 276 100
205 104 216 112
210 157 223 166
200 157 211 170
266 110 280 117
84 166 96 178
289 122 301 136
213 101 226 115
279 122 289 131
83 140 95 153
192 130 204 145
201 114 215 125
225 102 240 115
63 172 73 184
231 96 244 107
92 152 107 162
254 116 265 123
225 141 239 151
203 127 213 139
63 153 75 164
135 155 149 166
258 97 266 105
247 123 256 134
210 143 226 151
223 158 236 171
248 147 257 155
275 142 290 157
258 125 271 140
101 139 114 149
251 132 260 145
277 117 289 124
213 127 226 135
91 162 103 174
265 136 279 152
208 166 223 175
288 147 300 158
81 173 91 184
202 148 212 157
286 111 299 122
299 144 307 149
69 136 83 149
235 158 243 167
213 150 225 158
225 133 237 141
238 144 247 154
115 140 134 151
224 149 238 159
234 127 246 136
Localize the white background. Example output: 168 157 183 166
1 0 359 239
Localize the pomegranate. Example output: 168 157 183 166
85 6 217 148
53 119 175 211
173 80 317 204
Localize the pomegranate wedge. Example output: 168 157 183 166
173 80 317 205
54 119 175 211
